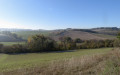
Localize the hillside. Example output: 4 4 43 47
92 27 119 35
0 32 24 42
49 28 118 41
14 30 52 39
1 27 118 41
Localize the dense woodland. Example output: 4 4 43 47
0 31 119 54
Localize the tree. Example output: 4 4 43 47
1 44 27 53
114 39 120 47
117 32 120 40
28 35 56 52
59 37 76 50
74 38 82 43
114 32 120 47
0 44 3 50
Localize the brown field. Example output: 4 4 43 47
50 29 116 41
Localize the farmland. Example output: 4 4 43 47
0 42 26 46
0 0 119 74
0 48 112 72
14 31 51 40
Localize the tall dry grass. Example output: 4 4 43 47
1 48 120 75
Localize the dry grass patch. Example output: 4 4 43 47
2 48 120 75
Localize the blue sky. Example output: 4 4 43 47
0 0 120 30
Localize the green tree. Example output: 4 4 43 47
117 32 120 40
28 35 56 52
59 37 76 50
74 38 82 43
114 32 120 47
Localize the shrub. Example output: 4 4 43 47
59 37 76 50
28 35 57 52
1 44 28 54
114 39 120 47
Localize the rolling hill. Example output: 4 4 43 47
0 31 25 42
0 27 118 42
0 34 23 42
49 28 118 41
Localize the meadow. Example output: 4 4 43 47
0 42 26 46
14 31 51 39
0 48 112 72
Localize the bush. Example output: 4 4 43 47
28 35 57 52
59 37 76 50
1 44 28 54
114 39 120 47
0 43 3 49
77 40 114 49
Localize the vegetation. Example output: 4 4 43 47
0 31 25 42
74 38 83 43
113 32 120 47
77 39 114 49
58 37 76 50
0 34 115 53
1 44 28 54
12 28 118 41
73 29 97 33
14 31 51 40
0 31 25 41
117 32 120 40
28 35 57 52
0 29 118 74
15 48 119 75
0 48 111 72
0 42 25 46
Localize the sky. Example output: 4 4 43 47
0 0 120 30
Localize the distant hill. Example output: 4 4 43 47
49 28 118 41
92 27 119 30
92 27 119 35
0 27 119 42
14 30 52 39
0 31 25 42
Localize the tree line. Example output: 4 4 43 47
0 33 119 54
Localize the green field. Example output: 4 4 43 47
0 48 112 72
14 31 51 39
0 42 26 46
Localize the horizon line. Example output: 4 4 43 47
0 26 119 31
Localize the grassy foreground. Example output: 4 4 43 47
9 48 119 75
0 48 112 72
